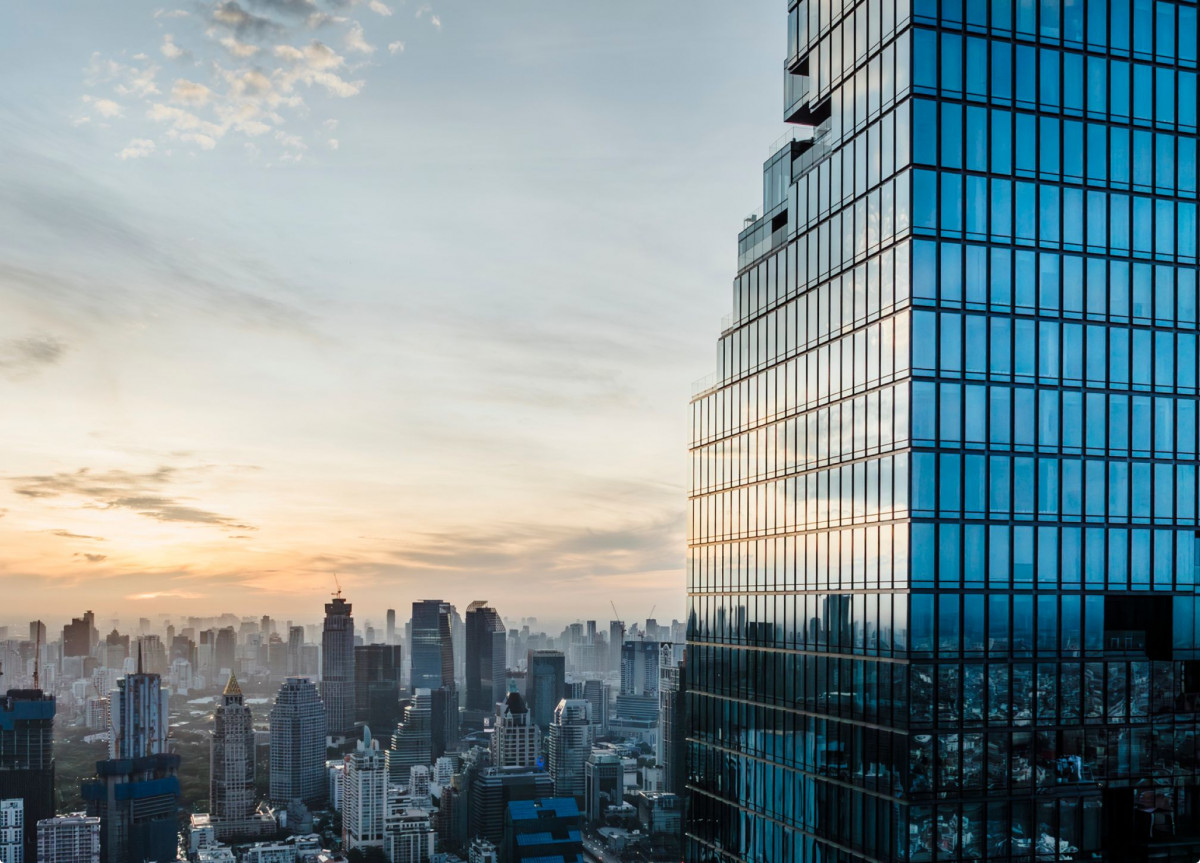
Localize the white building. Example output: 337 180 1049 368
240 841 293 863
0 798 23 863
467 837 499 863
383 803 434 863
342 727 387 852
490 690 540 769
36 813 100 863
197 847 237 863
326 759 346 810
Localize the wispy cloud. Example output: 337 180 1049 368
11 466 257 531
50 530 106 541
79 0 440 158
0 334 67 380
128 590 206 600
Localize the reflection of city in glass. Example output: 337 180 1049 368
686 2 1200 860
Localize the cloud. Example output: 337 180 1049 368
118 137 157 159
128 591 206 600
416 5 441 30
83 0 421 157
161 34 190 61
50 530 106 541
0 334 67 379
11 466 257 531
76 553 108 563
343 20 374 54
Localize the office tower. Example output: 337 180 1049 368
410 600 454 691
502 798 584 863
384 802 435 863
524 650 565 733
491 688 540 769
428 686 459 760
546 699 593 807
687 2 1200 860
209 672 267 841
83 660 179 863
27 622 45 649
607 621 624 674
101 630 128 670
268 677 327 807
464 602 506 714
387 689 432 784
214 627 236 676
0 798 22 863
354 644 404 736
584 753 622 825
322 594 356 737
0 688 54 863
581 679 609 735
468 767 555 849
138 635 168 676
387 609 397 646
62 611 96 658
342 728 387 853
37 814 101 863
285 626 304 678
657 656 687 797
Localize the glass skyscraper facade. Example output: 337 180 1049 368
686 2 1200 861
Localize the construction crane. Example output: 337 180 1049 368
332 573 343 599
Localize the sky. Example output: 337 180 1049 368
0 1 782 630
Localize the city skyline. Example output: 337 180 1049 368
0 2 784 622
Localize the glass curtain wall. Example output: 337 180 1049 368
686 1 1200 861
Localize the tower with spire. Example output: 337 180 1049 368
208 671 272 841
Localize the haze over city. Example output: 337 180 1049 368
0 3 780 624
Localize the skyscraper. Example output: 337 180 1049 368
464 602 506 714
490 688 540 770
546 699 593 807
687 3 1200 861
210 672 267 841
524 650 565 734
269 677 327 807
83 657 180 863
342 728 387 853
322 594 356 737
386 609 397 646
354 644 404 736
0 688 55 863
410 600 454 691
387 690 432 785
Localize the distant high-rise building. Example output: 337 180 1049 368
27 622 45 649
342 728 387 853
37 813 101 863
546 699 593 807
490 688 539 770
464 603 505 715
657 657 687 798
387 690 432 785
607 621 624 674
62 611 96 658
321 595 356 737
268 677 327 807
210 672 272 841
428 687 459 761
581 679 610 735
354 644 403 737
410 601 454 692
214 627 236 676
0 798 23 863
83 659 180 863
287 626 304 676
386 609 397 646
0 688 55 863
524 650 564 734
